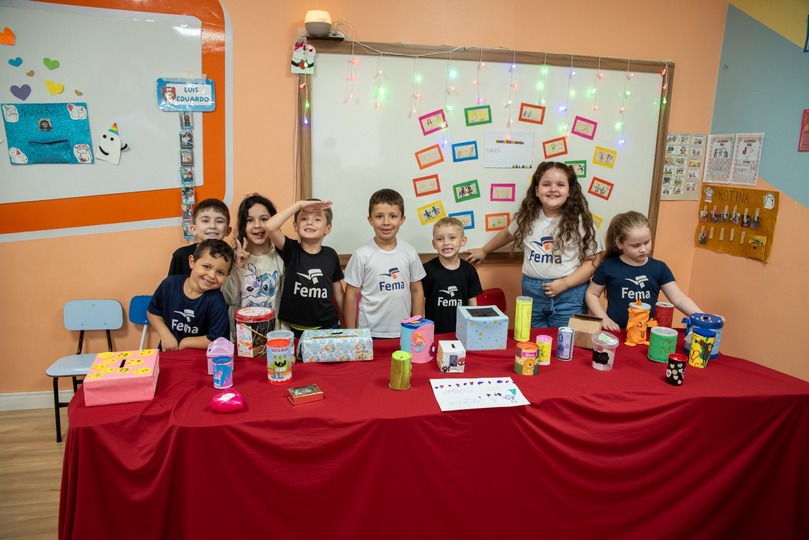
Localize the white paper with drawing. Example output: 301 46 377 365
430 377 530 412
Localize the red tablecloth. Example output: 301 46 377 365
60 329 809 540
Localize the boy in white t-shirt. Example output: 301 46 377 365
343 189 425 338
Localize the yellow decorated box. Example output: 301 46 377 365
83 350 160 406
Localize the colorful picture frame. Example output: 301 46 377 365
180 166 195 185
417 200 446 226
485 212 510 231
415 144 444 169
453 179 481 203
490 183 516 202
593 146 617 168
419 109 448 135
543 136 568 159
571 116 597 140
412 174 441 197
518 103 545 125
565 160 587 179
592 213 603 230
464 105 492 126
452 141 478 162
588 177 615 200
449 210 475 230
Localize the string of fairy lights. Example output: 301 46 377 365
298 39 671 148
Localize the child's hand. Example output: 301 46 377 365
233 238 249 269
161 335 180 351
543 279 568 298
465 248 487 265
300 199 333 212
601 316 621 332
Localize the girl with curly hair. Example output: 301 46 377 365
467 161 602 327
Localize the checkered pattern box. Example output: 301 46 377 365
299 328 374 363
83 349 160 406
456 305 508 351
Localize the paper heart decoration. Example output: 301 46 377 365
43 57 60 70
45 80 64 95
8 57 22 67
0 27 15 46
26 70 34 77
10 84 31 101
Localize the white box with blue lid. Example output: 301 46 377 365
455 305 508 351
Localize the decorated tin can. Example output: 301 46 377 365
535 335 552 365
235 306 275 358
556 327 574 361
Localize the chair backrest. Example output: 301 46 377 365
128 295 152 325
64 299 124 331
128 295 152 350
476 288 507 314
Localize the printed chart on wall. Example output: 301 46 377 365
661 133 704 201
304 42 671 256
0 0 229 240
703 133 765 187
694 185 778 262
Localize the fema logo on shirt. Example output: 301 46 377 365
528 236 562 264
437 285 462 307
621 275 651 301
171 309 199 335
294 268 328 299
378 267 405 292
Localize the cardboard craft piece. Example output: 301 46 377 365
567 314 603 350
83 349 160 406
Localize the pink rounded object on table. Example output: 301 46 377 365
211 389 245 413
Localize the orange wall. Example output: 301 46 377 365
6 0 802 398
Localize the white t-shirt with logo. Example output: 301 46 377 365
345 238 427 338
509 210 601 279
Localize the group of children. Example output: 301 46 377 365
147 160 701 352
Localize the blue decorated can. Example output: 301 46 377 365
556 327 574 361
683 313 724 359
212 356 234 389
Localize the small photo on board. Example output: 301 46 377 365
180 129 194 148
464 105 492 126
417 200 446 226
180 166 194 185
485 212 510 231
180 149 194 165
181 203 193 221
415 144 444 169
419 109 448 135
412 174 441 197
453 179 481 203
565 160 587 179
452 141 478 162
593 146 617 168
448 210 475 230
518 103 545 125
181 186 195 205
179 111 193 128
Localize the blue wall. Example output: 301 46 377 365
711 5 809 206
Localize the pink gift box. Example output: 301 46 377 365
83 349 160 406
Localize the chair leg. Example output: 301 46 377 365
52 377 62 443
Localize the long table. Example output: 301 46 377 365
60 329 809 539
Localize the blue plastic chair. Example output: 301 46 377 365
45 299 123 442
129 295 152 350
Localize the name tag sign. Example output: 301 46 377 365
156 78 216 112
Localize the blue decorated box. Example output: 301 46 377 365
299 328 374 363
456 305 508 351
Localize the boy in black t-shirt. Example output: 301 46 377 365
265 199 345 338
422 217 483 334
148 239 233 350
